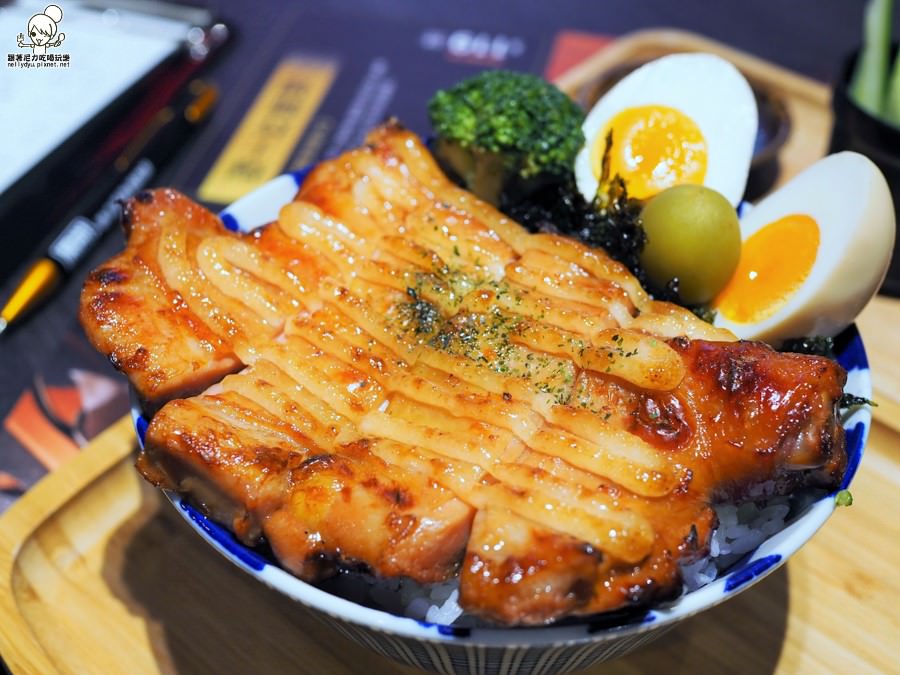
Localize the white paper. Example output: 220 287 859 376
0 0 190 194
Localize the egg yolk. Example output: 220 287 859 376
592 105 707 200
714 214 820 324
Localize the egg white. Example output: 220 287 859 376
574 53 758 206
713 152 895 343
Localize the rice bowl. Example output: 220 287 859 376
126 168 871 675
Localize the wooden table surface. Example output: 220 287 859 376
1 371 898 674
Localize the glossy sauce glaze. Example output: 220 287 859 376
82 123 846 625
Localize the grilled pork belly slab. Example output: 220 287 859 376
142 387 474 583
79 189 327 412
81 122 847 626
79 190 244 412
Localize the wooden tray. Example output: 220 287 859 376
2 29 900 674
2 416 900 674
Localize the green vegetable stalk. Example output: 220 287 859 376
850 0 896 121
886 44 900 121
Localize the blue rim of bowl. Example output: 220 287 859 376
130 166 872 648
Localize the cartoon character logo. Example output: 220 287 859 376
17 5 65 55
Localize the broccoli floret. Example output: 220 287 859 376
428 70 585 205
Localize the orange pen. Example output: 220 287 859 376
0 80 218 336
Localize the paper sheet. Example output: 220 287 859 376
0 0 189 194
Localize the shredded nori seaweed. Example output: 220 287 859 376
501 130 648 288
501 175 647 283
779 338 874 410
779 336 837 359
839 393 876 409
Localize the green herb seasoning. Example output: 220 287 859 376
835 489 854 507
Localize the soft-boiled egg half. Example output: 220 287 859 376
711 152 895 343
575 53 758 206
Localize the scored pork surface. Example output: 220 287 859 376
80 122 847 626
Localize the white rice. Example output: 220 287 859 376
680 497 791 591
319 573 469 625
325 491 819 625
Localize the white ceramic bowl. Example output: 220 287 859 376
132 168 871 675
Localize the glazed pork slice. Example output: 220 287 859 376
79 190 243 411
142 376 474 584
83 122 848 626
80 123 733 409
79 189 329 411
452 339 844 623
141 302 845 623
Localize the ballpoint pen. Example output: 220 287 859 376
0 79 218 337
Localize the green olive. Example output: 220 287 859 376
639 184 742 305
